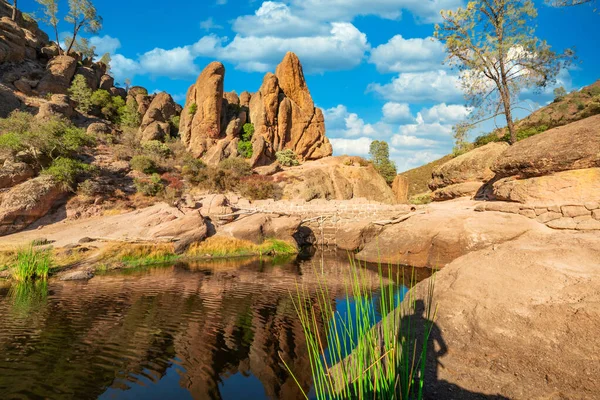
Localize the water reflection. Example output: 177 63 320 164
0 253 430 400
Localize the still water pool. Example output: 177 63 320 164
0 253 429 400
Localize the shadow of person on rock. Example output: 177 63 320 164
401 299 510 400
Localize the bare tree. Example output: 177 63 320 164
65 0 102 55
11 0 17 21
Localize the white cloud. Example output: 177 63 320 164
418 103 471 124
138 46 200 78
200 17 223 31
390 134 439 148
393 150 447 172
369 35 446 73
110 54 140 82
218 22 369 73
368 70 463 102
399 119 454 138
382 102 413 123
289 0 463 24
90 35 121 55
233 2 327 38
330 137 373 157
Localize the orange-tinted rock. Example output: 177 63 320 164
139 92 179 141
37 55 77 94
392 175 409 203
180 62 225 157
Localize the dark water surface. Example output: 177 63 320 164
0 253 430 400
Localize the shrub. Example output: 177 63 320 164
160 173 184 206
181 156 207 184
91 90 126 123
276 149 300 167
515 125 548 142
218 157 252 176
0 112 93 167
142 140 172 158
238 123 255 158
11 246 52 282
189 103 198 115
576 101 586 111
170 115 180 132
119 98 141 128
69 75 93 113
239 175 280 200
553 86 567 102
42 158 94 191
474 131 502 147
134 173 164 197
130 155 157 174
77 179 103 197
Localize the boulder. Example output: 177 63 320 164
492 115 600 178
0 14 47 64
0 176 65 236
356 208 541 268
432 181 483 202
180 61 225 157
98 74 114 91
429 142 509 191
239 91 252 108
273 156 397 204
148 211 208 253
336 221 384 252
37 94 75 119
217 213 301 246
75 66 98 90
491 168 600 206
86 122 113 136
139 92 179 141
110 87 126 98
37 55 77 94
409 230 600 399
391 175 409 204
0 160 34 189
0 83 20 118
13 78 32 95
128 86 148 97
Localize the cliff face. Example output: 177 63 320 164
179 52 332 166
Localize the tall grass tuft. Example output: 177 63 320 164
11 246 53 282
283 257 436 400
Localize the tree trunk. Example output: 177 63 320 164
11 0 17 21
501 89 516 144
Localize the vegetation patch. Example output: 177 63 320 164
238 123 254 158
10 247 52 282
187 237 297 258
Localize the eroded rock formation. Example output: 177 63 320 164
179 53 332 165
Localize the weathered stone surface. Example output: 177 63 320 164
546 218 578 230
492 115 600 178
0 83 21 118
536 211 562 224
128 86 148 97
391 175 409 204
0 176 65 236
217 214 269 244
0 160 34 189
274 156 397 204
37 55 77 94
13 78 32 94
37 94 75 119
584 202 599 210
148 211 208 253
576 219 600 230
263 216 302 246
430 142 509 191
180 62 225 157
593 210 600 220
98 74 114 91
139 92 179 141
561 205 591 218
86 122 113 136
254 163 282 176
432 182 483 202
110 86 126 98
408 230 600 399
356 208 540 268
239 91 252 108
336 221 384 252
491 168 600 206
0 11 47 64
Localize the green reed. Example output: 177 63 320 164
282 257 436 400
11 246 53 282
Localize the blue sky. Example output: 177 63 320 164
24 0 600 171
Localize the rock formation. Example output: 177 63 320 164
36 55 78 94
0 3 49 64
179 53 332 165
139 92 179 141
429 142 509 200
391 175 409 203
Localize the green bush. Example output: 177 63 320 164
276 149 300 167
142 140 172 158
237 123 255 158
189 103 198 115
0 112 94 167
134 173 164 197
77 179 103 197
130 155 157 174
553 86 567 102
473 131 502 147
181 156 207 184
170 115 180 132
42 158 94 191
69 75 93 114
91 90 126 123
119 98 141 128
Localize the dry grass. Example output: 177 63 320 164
100 242 178 267
400 155 453 198
187 236 297 258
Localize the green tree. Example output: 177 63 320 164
435 0 573 144
369 140 397 185
99 52 111 73
64 36 96 58
65 0 102 55
35 0 62 55
68 74 93 113
553 86 567 101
